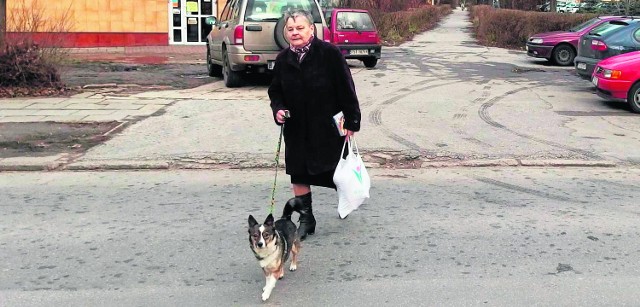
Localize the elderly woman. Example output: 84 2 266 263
268 9 361 240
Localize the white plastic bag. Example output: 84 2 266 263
333 136 370 219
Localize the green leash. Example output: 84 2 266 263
270 111 289 214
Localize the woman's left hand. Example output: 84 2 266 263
345 129 354 137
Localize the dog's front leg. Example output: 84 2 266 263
262 274 277 301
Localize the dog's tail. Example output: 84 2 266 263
281 197 298 221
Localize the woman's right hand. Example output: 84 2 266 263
276 109 289 124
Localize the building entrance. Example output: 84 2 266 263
169 0 216 44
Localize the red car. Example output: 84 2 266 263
591 51 640 113
526 16 625 66
323 8 382 68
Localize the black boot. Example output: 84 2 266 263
293 192 316 240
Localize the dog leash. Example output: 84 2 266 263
270 111 289 214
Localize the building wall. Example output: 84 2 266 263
7 0 169 47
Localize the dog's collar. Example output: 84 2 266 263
253 251 265 261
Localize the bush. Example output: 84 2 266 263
343 0 452 45
350 0 425 12
0 42 62 88
470 5 595 49
366 5 453 45
0 0 73 97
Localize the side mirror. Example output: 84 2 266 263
205 16 218 25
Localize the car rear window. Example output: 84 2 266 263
588 20 630 37
245 0 322 22
336 11 375 31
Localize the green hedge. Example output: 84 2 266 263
470 5 596 49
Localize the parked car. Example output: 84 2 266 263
556 1 567 12
537 2 550 12
564 2 580 13
591 51 640 113
574 18 640 79
205 0 328 87
526 16 624 66
323 8 381 68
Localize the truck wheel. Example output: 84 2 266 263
552 44 575 66
363 57 377 68
222 49 243 88
628 82 640 113
207 45 222 77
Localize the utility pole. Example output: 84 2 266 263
0 0 6 49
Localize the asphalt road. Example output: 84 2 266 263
1 168 640 306
2 9 640 307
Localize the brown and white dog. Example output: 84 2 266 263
248 200 300 301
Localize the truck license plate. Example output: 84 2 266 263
267 61 275 70
350 49 368 55
577 62 587 70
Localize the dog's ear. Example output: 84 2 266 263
248 215 258 228
264 214 274 227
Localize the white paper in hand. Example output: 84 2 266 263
333 111 347 136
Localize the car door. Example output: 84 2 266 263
242 0 281 52
210 0 241 60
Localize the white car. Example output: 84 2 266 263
565 2 580 13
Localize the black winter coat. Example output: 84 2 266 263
269 38 361 176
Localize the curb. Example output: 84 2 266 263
0 159 620 172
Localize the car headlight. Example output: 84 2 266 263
529 38 543 44
604 69 622 79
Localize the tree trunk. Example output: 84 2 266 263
0 0 6 49
550 0 556 12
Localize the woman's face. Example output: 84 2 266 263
285 15 314 48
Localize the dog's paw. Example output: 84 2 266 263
289 263 297 271
261 291 271 301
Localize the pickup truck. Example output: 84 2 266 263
323 8 382 68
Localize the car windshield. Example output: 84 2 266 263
335 11 375 31
244 0 322 22
569 18 602 32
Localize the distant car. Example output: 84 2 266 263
526 16 624 66
574 18 640 79
537 2 550 11
591 51 640 113
205 0 328 87
556 1 567 12
564 2 580 13
323 8 382 68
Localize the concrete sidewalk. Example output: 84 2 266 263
0 10 623 171
66 45 208 64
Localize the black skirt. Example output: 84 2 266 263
290 170 336 190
